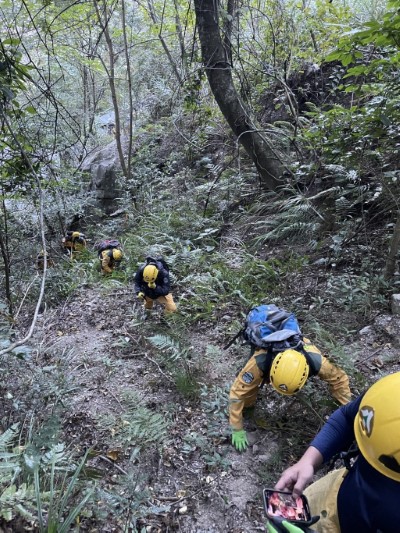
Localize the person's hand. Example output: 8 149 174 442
274 460 315 497
231 429 248 452
137 292 145 300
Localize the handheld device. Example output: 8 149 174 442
263 489 312 523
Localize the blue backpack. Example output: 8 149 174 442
242 304 302 350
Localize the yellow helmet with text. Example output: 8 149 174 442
354 372 400 481
270 349 309 396
143 264 158 284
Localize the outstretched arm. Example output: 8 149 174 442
134 269 144 294
275 396 362 496
275 446 323 497
318 356 352 405
229 355 264 431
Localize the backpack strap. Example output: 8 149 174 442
299 345 321 376
223 328 245 350
254 348 275 388
327 442 360 472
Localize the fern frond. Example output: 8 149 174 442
148 334 179 352
335 196 354 216
0 483 36 521
97 391 168 450
148 334 190 364
0 424 19 452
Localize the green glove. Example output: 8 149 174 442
231 429 248 452
266 516 319 533
137 292 145 300
267 518 306 533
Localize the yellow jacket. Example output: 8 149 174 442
229 339 351 430
100 249 114 274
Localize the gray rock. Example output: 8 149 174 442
391 294 400 315
359 326 374 336
374 315 400 348
81 139 127 213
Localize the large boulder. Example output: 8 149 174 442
81 141 124 213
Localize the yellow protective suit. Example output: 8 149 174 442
143 293 177 313
304 468 347 532
100 249 121 274
62 231 86 258
229 339 351 430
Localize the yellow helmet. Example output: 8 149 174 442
143 264 158 284
112 249 122 261
354 372 400 481
270 349 309 396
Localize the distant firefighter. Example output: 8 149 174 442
95 239 123 275
134 256 177 315
36 250 53 271
62 231 86 259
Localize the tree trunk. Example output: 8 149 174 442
384 212 400 281
193 0 283 190
121 0 134 181
0 197 13 316
94 0 128 178
147 0 183 85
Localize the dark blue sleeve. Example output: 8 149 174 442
310 395 363 463
154 269 170 296
134 269 144 294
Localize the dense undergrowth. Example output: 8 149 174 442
2 2 400 529
0 154 395 530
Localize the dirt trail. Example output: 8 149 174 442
28 286 275 532
21 280 400 532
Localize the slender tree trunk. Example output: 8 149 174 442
193 0 283 190
121 0 134 181
0 197 13 315
147 0 183 85
94 0 128 177
385 212 400 281
172 0 188 75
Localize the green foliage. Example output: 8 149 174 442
321 272 389 317
1 0 399 529
182 384 231 471
326 0 400 87
97 390 168 453
0 38 32 109
95 471 170 532
33 449 95 533
0 421 95 529
147 333 203 398
148 333 191 365
173 369 200 399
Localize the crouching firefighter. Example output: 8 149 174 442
95 240 123 275
228 304 352 452
62 231 87 259
134 256 177 314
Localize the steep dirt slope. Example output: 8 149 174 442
24 286 270 531
3 272 400 532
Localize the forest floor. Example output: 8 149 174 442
2 255 400 532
